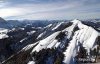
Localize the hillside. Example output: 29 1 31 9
0 19 100 64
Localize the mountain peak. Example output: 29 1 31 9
71 19 81 24
0 17 6 22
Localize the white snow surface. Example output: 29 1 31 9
20 38 27 43
0 28 9 39
63 31 79 64
37 31 46 39
27 61 35 64
47 39 58 48
63 19 99 64
45 24 52 28
31 31 61 52
27 31 36 35
22 42 38 51
52 22 64 30
26 19 99 64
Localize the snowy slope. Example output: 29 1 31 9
63 19 99 64
1 19 100 64
0 28 9 39
31 31 61 52
24 19 99 64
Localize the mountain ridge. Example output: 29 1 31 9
0 18 99 64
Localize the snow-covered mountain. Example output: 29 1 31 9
0 18 100 64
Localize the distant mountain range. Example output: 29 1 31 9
0 17 100 64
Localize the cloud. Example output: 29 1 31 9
0 0 3 3
0 8 22 17
0 0 100 20
1 1 79 19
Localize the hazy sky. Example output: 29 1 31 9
0 0 100 20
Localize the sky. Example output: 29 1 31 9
0 0 100 20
